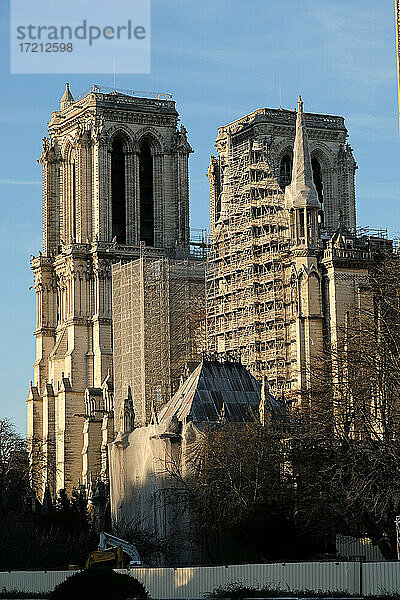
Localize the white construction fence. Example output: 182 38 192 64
0 561 398 598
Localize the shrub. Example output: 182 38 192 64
0 590 48 599
204 582 398 599
49 568 149 600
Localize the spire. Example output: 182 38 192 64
60 82 74 111
285 95 320 209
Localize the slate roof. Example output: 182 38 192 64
159 360 264 424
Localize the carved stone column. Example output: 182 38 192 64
176 148 190 246
93 137 111 242
92 255 113 387
40 139 61 255
77 134 92 243
61 157 76 243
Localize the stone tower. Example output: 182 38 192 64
27 84 193 497
207 97 376 403
208 102 357 237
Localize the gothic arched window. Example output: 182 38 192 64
311 157 324 226
311 158 323 206
111 138 126 244
279 155 292 190
139 141 154 246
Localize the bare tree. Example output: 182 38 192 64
290 252 400 559
160 255 400 562
0 418 99 569
165 420 296 562
0 418 29 514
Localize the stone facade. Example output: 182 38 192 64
28 84 194 498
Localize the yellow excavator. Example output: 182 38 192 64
85 532 141 569
86 545 124 569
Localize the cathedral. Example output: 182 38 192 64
27 85 388 502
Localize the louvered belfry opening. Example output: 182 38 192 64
111 137 126 244
139 141 154 246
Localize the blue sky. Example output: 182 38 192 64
0 0 399 432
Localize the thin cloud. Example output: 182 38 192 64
0 179 41 185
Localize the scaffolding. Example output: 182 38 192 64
112 257 205 426
206 136 292 394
